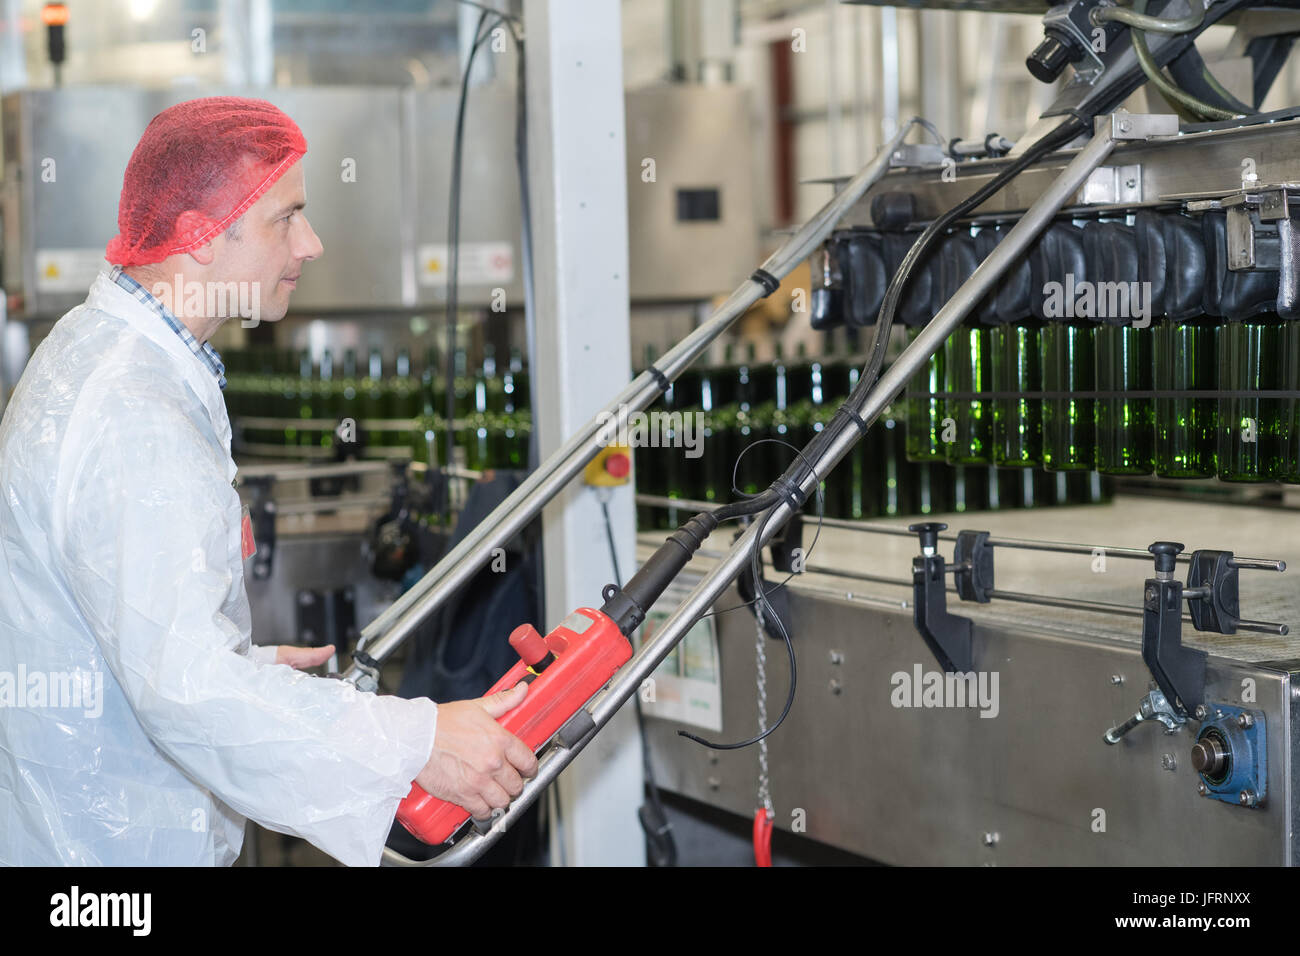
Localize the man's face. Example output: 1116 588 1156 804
210 160 323 323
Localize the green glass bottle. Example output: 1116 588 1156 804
943 320 994 464
289 349 313 452
388 346 419 455
879 402 908 516
504 346 529 414
317 348 337 452
707 404 738 510
991 319 1043 467
906 326 946 462
751 343 779 407
635 346 670 530
1154 316 1217 478
674 358 716 504
458 411 491 472
421 346 443 417
477 344 509 416
1285 321 1300 484
360 348 386 456
823 363 868 518
339 349 360 453
1094 323 1154 475
1218 315 1289 481
452 345 474 420
734 404 765 498
1040 320 1096 471
785 342 816 408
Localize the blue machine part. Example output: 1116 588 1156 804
1193 704 1266 808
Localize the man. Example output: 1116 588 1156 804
0 96 536 866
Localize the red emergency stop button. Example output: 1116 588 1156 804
509 623 549 666
604 452 630 478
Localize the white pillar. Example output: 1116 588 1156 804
524 0 643 866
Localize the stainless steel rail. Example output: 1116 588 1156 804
401 115 1133 867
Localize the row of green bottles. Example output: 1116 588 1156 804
223 344 530 461
635 340 1114 531
906 315 1300 482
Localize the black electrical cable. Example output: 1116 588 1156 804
679 115 1087 751
443 9 516 518
701 116 1086 628
678 439 825 750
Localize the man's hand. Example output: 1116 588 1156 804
275 644 335 670
414 683 538 820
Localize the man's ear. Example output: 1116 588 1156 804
172 209 216 266
188 241 215 267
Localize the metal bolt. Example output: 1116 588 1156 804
1124 178 1137 189
1197 781 1208 796
707 776 720 791
829 678 843 696
982 831 999 847
829 651 844 666
1240 789 1257 807
1237 712 1254 729
1194 704 1209 720
1119 119 1131 132
1110 674 1124 686
1161 753 1177 771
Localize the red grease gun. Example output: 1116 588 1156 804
395 511 718 846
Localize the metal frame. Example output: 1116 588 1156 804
381 114 1166 866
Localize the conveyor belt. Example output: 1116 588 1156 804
638 496 1300 665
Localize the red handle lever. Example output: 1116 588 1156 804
397 608 633 845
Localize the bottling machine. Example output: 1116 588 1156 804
6 0 1300 868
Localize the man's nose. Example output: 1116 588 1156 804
295 215 324 261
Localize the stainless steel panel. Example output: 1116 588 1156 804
408 87 524 309
233 87 408 312
2 88 171 318
4 85 756 318
842 116 1300 226
644 585 1294 865
625 85 759 301
245 533 391 650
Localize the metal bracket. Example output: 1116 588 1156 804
1140 542 1207 718
953 529 994 604
1104 687 1187 744
1041 1 1110 84
908 522 974 674
889 143 946 170
1080 163 1143 205
1186 549 1241 635
1101 112 1179 141
1193 704 1267 808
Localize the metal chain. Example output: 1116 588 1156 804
755 599 773 816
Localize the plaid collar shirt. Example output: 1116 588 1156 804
108 265 227 390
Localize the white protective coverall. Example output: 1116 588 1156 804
0 272 438 866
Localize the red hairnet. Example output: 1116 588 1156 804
105 96 307 267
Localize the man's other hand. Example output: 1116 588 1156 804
275 644 335 669
414 683 539 820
